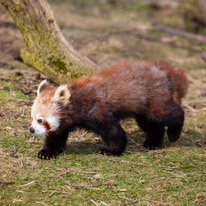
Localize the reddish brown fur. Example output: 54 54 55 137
35 60 188 159
153 61 189 104
42 120 51 131
65 60 188 122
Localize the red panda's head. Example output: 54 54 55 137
30 80 71 136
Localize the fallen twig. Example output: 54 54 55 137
48 191 56 197
0 181 14 188
19 181 35 187
119 197 138 206
2 96 31 102
183 152 196 166
183 104 206 112
91 199 99 206
202 52 206 63
81 29 202 52
100 201 109 206
84 171 96 174
35 201 48 206
9 142 18 158
72 182 117 189
0 77 10 81
122 200 138 206
58 175 73 190
154 24 206 43
145 199 170 206
195 140 206 147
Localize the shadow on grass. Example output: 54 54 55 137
64 128 202 155
65 140 102 155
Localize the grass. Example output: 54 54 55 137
0 75 206 206
1 0 206 205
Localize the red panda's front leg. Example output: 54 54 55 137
38 129 69 160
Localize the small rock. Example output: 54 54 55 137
14 71 23 76
5 126 12 130
0 62 9 68
11 92 17 97
0 181 14 188
3 87 10 92
93 174 101 179
196 193 202 198
35 73 41 80
119 189 127 192
0 181 6 188
22 90 32 95
9 152 18 158
202 52 206 62
22 124 28 129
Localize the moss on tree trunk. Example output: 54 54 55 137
0 0 97 84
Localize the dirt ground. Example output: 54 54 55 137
0 1 206 205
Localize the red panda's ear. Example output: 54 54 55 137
37 80 50 96
54 85 71 104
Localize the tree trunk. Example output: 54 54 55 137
0 0 97 84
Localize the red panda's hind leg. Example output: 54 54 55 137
165 103 184 142
150 101 184 143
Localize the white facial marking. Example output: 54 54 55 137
46 116 60 132
31 99 36 118
35 113 43 121
31 119 46 136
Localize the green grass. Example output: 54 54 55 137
0 77 206 206
1 1 206 205
0 80 30 103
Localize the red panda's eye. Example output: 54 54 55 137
37 119 43 123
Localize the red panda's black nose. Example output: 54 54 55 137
30 127 35 133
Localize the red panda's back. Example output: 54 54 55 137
153 61 189 104
95 61 173 114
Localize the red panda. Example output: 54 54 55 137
30 60 188 159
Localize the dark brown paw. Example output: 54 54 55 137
143 141 162 150
168 134 180 142
38 149 57 160
167 128 181 142
99 148 122 156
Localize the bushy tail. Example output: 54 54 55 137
154 61 189 104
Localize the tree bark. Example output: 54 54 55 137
0 0 97 84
